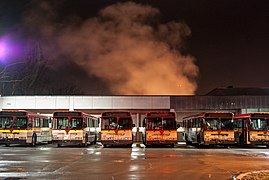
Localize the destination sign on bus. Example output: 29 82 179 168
147 112 175 117
251 113 269 118
53 112 82 116
102 112 131 117
0 111 27 116
204 113 233 118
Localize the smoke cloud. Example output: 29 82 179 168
23 1 199 95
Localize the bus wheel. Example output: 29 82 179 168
31 134 37 147
266 145 269 149
5 143 10 147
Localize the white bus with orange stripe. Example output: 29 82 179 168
0 110 52 146
142 112 178 147
234 112 269 148
52 111 99 147
100 111 134 147
183 112 235 147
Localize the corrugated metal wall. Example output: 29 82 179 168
170 96 269 110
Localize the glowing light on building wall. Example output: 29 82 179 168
0 41 6 61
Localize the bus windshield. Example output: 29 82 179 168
55 117 69 129
101 117 132 130
70 117 83 129
102 117 117 130
163 118 176 130
0 117 13 129
146 118 176 130
14 117 28 129
206 118 234 130
118 118 132 130
250 118 269 131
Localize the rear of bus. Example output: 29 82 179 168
100 111 133 147
52 111 87 147
234 112 269 148
142 112 178 147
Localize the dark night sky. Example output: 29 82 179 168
1 0 269 95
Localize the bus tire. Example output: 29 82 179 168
31 134 37 147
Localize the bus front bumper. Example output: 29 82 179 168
57 140 83 146
145 140 177 145
249 140 269 145
204 140 235 145
101 140 133 146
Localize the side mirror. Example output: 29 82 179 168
132 124 135 127
177 124 180 128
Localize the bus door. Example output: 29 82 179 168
193 118 201 143
234 119 243 145
244 118 249 145
235 118 247 145
199 118 206 143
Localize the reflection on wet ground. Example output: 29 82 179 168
0 143 269 179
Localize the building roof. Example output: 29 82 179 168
206 87 269 96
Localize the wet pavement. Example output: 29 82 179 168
0 143 269 180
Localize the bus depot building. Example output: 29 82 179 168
1 87 269 126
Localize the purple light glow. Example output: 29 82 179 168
0 36 25 64
0 42 7 60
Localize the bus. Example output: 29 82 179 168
52 111 99 147
0 110 52 146
100 111 134 147
142 112 178 147
183 112 235 147
233 112 269 148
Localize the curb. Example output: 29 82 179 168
236 170 269 180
